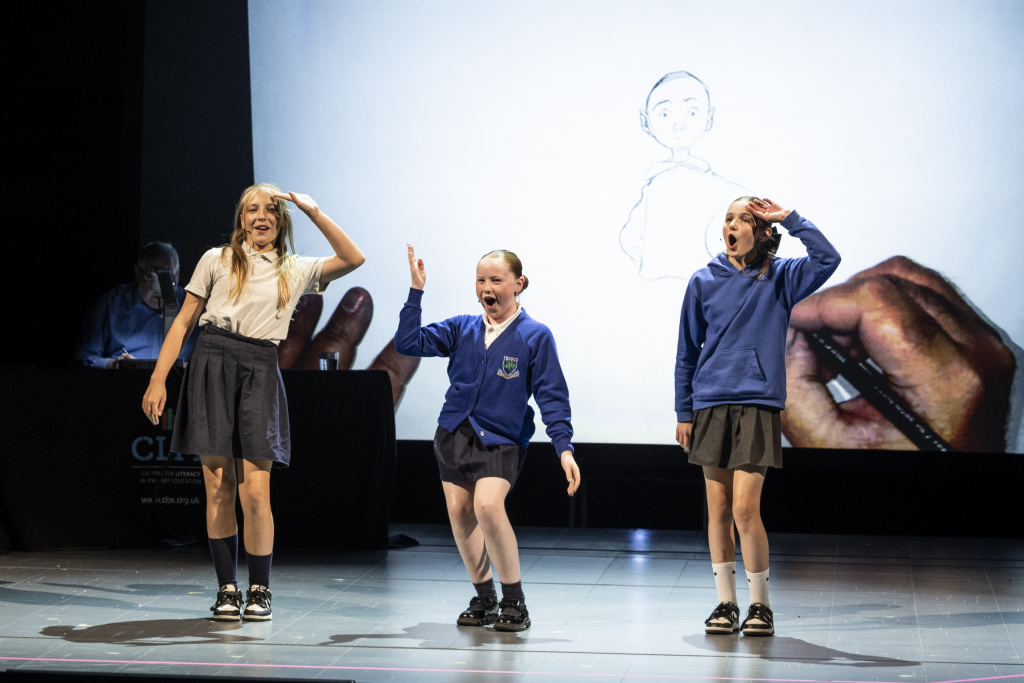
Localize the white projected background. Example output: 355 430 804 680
249 0 1024 449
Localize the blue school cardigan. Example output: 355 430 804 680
396 288 574 456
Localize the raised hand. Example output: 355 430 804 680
274 191 320 217
408 244 426 290
747 197 791 223
784 256 1015 452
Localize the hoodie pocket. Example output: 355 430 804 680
693 348 767 398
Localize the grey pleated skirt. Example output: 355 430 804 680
688 403 782 470
170 324 291 466
434 420 527 487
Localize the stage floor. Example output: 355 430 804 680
1 524 1021 682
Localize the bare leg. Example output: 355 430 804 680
442 481 492 583
732 466 768 573
702 466 736 564
732 465 772 631
236 458 274 556
201 455 238 539
472 477 519 585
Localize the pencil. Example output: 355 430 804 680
804 331 954 452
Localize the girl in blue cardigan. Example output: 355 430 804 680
675 197 840 637
396 245 581 632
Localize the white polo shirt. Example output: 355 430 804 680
186 244 326 343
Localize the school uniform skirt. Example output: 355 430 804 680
434 420 527 487
170 324 291 466
687 403 782 470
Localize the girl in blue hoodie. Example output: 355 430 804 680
675 197 840 637
396 245 581 632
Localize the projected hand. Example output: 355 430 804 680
277 289 420 409
408 244 426 290
783 256 1015 451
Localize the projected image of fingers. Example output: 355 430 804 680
785 256 1017 452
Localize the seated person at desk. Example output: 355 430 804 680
74 242 198 368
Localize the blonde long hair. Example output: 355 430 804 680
225 183 298 309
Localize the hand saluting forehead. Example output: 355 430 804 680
746 197 790 223
273 191 319 216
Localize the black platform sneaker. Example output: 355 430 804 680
456 595 499 626
493 598 530 632
210 584 243 621
704 601 740 634
243 585 273 621
740 602 774 636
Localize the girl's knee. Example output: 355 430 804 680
732 502 763 532
706 496 733 524
473 497 508 527
206 483 235 509
446 497 475 524
238 489 271 518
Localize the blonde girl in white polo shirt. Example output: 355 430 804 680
142 183 365 621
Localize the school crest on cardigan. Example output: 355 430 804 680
498 356 519 380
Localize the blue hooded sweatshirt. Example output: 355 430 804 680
675 210 841 422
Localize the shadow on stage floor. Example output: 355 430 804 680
1 524 1022 682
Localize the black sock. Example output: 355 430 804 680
474 579 497 600
501 581 525 602
246 551 273 589
208 535 238 588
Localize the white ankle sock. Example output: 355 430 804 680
746 568 770 607
712 562 737 605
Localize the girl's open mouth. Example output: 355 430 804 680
484 296 497 306
728 235 737 248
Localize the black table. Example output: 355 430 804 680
0 365 396 550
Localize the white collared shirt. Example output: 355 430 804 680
186 244 326 343
483 305 522 349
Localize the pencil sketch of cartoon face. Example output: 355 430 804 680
620 71 747 281
641 75 715 155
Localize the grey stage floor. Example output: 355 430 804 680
0 524 1022 682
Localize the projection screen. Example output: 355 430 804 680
248 0 1024 453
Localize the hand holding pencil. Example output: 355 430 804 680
783 256 1015 452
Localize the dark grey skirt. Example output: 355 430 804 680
688 403 782 470
434 420 526 487
170 324 291 466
